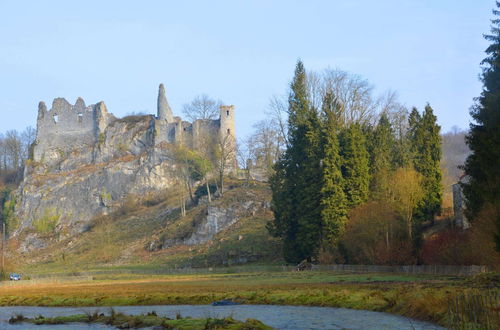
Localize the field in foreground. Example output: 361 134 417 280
0 270 498 328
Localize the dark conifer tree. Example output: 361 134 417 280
320 90 348 245
369 113 395 199
407 107 422 164
463 2 500 250
408 105 442 230
340 123 370 208
269 60 323 263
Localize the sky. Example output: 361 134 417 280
0 0 493 138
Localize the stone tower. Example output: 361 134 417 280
157 83 174 122
219 105 236 142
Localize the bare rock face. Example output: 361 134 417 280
155 190 265 251
184 205 241 245
14 99 179 248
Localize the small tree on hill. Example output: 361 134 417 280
215 133 237 195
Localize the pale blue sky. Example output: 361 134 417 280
0 1 493 138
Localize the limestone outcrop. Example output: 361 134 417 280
13 85 237 249
146 187 269 252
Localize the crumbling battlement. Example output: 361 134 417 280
33 97 111 163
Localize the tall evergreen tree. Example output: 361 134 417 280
369 113 396 199
463 2 500 250
408 105 442 227
320 90 348 245
407 107 422 164
340 123 370 207
269 60 323 263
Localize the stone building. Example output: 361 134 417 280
452 176 470 229
153 83 236 151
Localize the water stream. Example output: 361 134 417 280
0 305 445 329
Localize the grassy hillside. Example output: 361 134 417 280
11 179 282 276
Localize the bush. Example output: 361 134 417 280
420 205 500 267
340 201 415 265
1 189 19 234
420 229 469 265
140 191 168 207
194 183 218 200
33 208 60 234
114 195 138 217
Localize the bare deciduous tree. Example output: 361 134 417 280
237 137 254 184
21 126 36 162
247 119 285 177
267 95 289 147
182 94 223 122
320 69 377 126
215 133 236 195
4 130 22 170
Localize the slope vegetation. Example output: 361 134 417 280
12 180 282 275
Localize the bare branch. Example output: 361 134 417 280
182 94 223 122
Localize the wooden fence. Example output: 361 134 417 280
311 264 488 276
0 264 488 281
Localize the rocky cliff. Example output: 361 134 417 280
12 181 278 270
12 85 239 255
14 100 179 245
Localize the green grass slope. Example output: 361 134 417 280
14 180 282 276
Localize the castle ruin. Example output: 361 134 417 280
32 84 236 164
14 84 237 241
153 83 236 150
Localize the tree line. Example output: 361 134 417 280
268 61 442 264
0 127 35 186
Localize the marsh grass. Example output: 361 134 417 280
447 291 500 329
9 311 271 329
1 271 498 328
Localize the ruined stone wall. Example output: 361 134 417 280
33 97 110 164
192 119 220 150
153 83 236 153
452 183 470 229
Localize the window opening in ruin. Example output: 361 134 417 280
226 110 229 116
78 113 83 123
53 115 59 123
183 128 186 131
227 128 230 134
